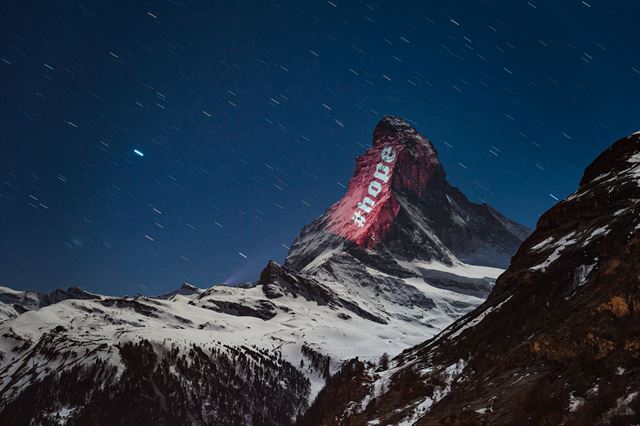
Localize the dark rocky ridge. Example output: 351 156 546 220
301 131 640 425
258 260 388 324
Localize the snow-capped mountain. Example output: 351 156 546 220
283 116 529 329
286 116 529 273
0 286 98 322
302 131 640 425
0 117 528 425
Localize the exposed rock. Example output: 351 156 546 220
200 299 278 320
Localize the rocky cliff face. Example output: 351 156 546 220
301 131 640 425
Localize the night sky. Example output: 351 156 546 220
1 1 639 295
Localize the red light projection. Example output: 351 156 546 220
325 119 440 248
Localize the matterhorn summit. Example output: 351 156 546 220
286 116 529 286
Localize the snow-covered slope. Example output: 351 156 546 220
0 116 528 425
0 286 99 322
0 261 500 419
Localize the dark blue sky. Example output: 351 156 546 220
1 0 639 295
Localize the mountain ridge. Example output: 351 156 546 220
0 286 99 322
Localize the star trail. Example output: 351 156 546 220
1 0 639 295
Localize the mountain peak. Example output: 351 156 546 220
155 282 202 299
580 131 640 187
285 116 528 271
180 283 199 291
372 116 432 148
321 116 443 248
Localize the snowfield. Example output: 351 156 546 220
0 256 503 406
